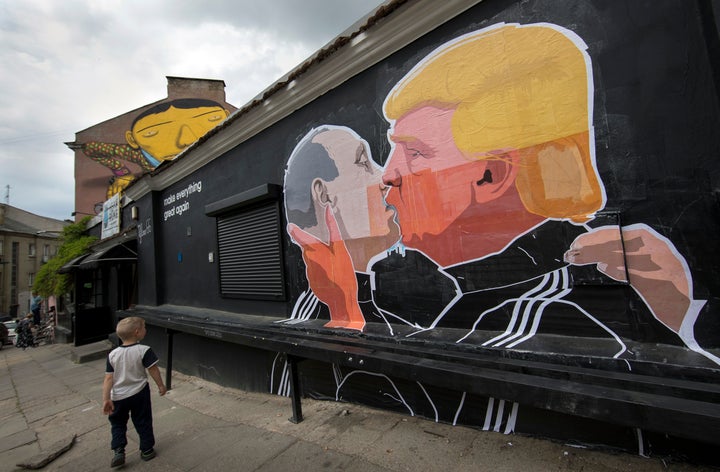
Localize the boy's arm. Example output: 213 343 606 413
147 364 167 396
102 373 114 415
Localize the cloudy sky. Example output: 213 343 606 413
0 0 385 221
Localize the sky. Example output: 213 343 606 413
0 0 386 221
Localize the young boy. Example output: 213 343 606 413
102 317 167 468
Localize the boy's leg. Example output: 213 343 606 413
129 384 155 453
108 398 130 451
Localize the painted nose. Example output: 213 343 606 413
177 125 198 149
382 168 402 187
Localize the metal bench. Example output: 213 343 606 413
123 305 720 444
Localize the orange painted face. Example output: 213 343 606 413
383 106 488 248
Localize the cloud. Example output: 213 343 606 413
161 0 380 44
0 0 385 220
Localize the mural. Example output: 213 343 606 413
283 23 716 366
75 98 229 200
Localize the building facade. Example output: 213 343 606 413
0 204 67 318
77 0 720 462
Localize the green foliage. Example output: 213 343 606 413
33 217 97 297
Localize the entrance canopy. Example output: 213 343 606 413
79 242 137 270
56 237 137 274
57 254 89 274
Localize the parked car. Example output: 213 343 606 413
0 323 6 347
2 320 17 346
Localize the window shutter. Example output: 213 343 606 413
216 202 285 299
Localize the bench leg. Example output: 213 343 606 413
165 329 176 390
287 355 303 423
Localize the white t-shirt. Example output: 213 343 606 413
106 343 159 401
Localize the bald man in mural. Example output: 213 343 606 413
287 24 716 365
71 98 229 198
285 126 400 330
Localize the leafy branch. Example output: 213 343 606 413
33 217 97 297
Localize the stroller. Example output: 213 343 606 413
15 314 35 350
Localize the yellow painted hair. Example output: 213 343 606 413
384 24 604 222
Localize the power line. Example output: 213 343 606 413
0 129 74 146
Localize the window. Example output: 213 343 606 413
28 273 34 287
216 201 286 300
28 243 36 257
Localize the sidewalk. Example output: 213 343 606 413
0 343 708 471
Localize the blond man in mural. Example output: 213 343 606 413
71 98 229 199
372 22 713 363
290 23 716 365
382 24 601 266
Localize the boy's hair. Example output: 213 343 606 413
116 317 145 342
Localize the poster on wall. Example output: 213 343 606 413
101 192 120 239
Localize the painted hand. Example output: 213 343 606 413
106 175 135 199
565 224 693 332
288 205 365 331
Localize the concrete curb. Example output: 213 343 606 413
69 340 112 364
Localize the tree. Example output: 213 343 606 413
33 217 97 297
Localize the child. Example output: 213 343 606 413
102 317 167 468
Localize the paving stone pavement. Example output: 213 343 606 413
0 343 711 471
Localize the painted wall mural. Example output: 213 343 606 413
283 23 716 367
79 99 228 199
70 81 232 220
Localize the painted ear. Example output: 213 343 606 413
125 130 140 149
312 178 331 207
472 154 519 204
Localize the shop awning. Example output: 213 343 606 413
57 254 89 274
79 242 137 269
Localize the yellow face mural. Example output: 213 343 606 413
76 98 230 202
126 104 228 162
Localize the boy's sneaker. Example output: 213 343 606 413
111 448 125 468
141 448 156 461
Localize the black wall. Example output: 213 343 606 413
138 0 719 332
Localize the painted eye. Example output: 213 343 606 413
142 130 158 138
208 114 224 122
408 148 425 159
355 150 372 170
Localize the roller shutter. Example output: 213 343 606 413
216 202 285 299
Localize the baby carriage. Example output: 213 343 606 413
15 315 34 350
